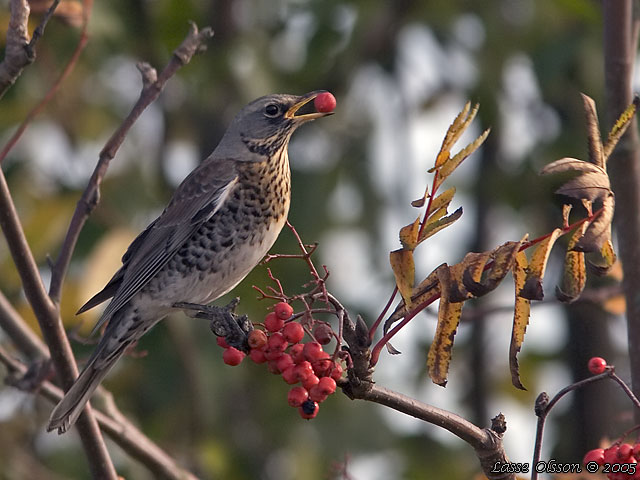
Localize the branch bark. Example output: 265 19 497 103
602 0 640 422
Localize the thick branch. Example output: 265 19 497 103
0 347 198 480
49 22 214 303
603 0 640 422
0 168 116 478
349 384 512 480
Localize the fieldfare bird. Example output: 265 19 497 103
47 91 334 433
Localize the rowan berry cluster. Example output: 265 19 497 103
217 302 343 419
583 443 640 479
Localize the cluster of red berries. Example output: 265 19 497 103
217 302 342 419
583 443 640 479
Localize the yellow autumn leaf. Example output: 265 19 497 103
510 250 531 390
604 96 638 161
389 249 415 307
399 217 421 250
434 128 490 190
428 186 456 214
556 224 588 303
427 264 464 386
418 207 463 244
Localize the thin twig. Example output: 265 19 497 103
0 0 89 165
530 367 640 480
48 22 214 303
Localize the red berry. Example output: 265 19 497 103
288 386 309 407
248 330 268 350
619 443 634 461
303 342 325 362
265 312 285 332
313 324 333 345
267 332 287 351
588 357 608 375
604 446 620 464
299 399 319 419
583 448 605 466
294 361 314 382
316 376 337 395
633 443 640 458
314 92 336 113
216 336 230 349
330 363 344 381
222 347 245 366
308 385 329 403
265 349 284 362
283 322 305 344
282 366 299 385
290 343 305 364
249 348 267 363
312 357 333 377
275 353 294 373
274 302 294 320
302 373 320 391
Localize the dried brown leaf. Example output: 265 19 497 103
520 228 562 301
574 193 614 252
581 93 605 168
539 157 605 176
555 171 611 202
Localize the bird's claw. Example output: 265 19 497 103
173 298 252 351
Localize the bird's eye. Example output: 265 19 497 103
264 104 281 117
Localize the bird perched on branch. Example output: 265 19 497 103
48 91 336 434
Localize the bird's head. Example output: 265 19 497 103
213 91 334 162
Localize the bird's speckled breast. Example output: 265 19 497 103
143 151 291 306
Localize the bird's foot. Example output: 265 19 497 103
173 298 252 352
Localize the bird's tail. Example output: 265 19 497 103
47 351 115 434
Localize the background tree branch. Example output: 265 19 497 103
0 345 198 480
603 0 640 422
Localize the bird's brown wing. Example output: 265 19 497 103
80 158 239 332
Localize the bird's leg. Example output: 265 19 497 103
173 298 252 352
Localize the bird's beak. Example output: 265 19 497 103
285 91 334 121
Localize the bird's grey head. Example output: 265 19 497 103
212 91 333 162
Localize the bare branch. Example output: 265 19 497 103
0 289 48 359
49 22 214 303
0 165 116 478
0 0 62 99
0 347 198 480
350 384 513 480
0 0 89 165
